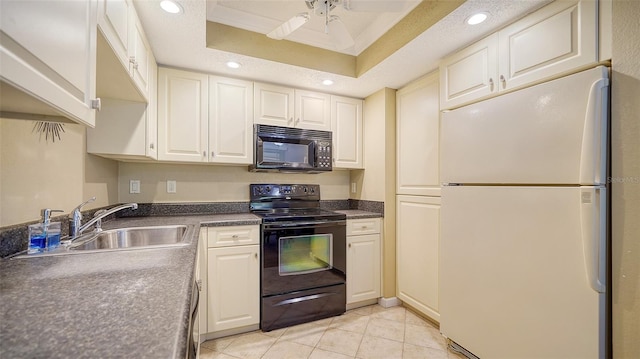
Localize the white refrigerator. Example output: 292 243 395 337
440 66 609 358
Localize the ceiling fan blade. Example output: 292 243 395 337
342 0 409 12
267 13 310 40
328 16 355 50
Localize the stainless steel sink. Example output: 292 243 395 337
69 225 189 251
12 225 191 259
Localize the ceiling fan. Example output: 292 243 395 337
266 0 409 50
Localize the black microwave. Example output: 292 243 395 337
251 124 333 173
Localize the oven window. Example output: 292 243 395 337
278 234 333 275
262 142 310 165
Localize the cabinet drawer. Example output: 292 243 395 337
207 225 259 248
347 218 381 236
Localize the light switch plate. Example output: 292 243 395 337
167 180 177 193
129 180 140 194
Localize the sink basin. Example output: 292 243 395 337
69 225 189 251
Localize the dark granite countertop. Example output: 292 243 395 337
334 210 383 219
0 213 260 359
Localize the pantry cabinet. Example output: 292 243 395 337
204 226 260 334
158 68 253 164
396 195 440 322
331 96 363 169
396 72 440 196
440 0 597 110
254 82 331 131
0 0 98 126
346 218 381 304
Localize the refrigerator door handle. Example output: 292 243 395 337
580 187 607 293
579 75 609 185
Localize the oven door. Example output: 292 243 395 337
256 134 316 170
261 220 346 297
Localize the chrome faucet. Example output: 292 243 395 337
69 197 96 238
68 199 138 240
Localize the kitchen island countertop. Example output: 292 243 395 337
0 213 260 359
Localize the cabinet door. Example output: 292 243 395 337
254 82 294 127
145 54 158 159
209 76 254 164
439 33 498 110
498 0 597 91
295 89 331 131
347 233 381 304
207 245 260 332
396 195 440 322
0 0 97 126
96 0 131 69
129 12 151 100
331 96 363 169
157 68 208 162
397 72 440 196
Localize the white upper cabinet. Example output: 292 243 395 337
158 67 209 162
96 0 152 101
254 83 331 131
498 0 597 91
0 0 98 126
439 33 498 111
254 82 295 127
440 0 597 110
295 89 331 131
208 76 254 164
157 68 254 165
331 95 363 169
87 54 158 160
397 72 440 196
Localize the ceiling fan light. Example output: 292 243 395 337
328 16 355 50
267 13 310 40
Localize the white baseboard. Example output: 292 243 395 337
377 297 401 308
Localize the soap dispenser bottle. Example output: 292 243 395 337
28 208 63 254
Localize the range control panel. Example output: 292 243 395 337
250 184 321 200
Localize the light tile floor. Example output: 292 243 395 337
199 305 467 359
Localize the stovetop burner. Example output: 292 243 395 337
249 184 346 223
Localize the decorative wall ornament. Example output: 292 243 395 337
32 121 65 143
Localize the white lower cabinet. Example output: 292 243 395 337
346 218 381 304
202 226 260 335
396 195 440 322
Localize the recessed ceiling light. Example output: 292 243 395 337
466 12 488 25
322 79 334 86
226 61 241 69
160 0 182 14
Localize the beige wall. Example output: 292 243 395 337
353 88 397 298
611 1 640 357
118 162 350 203
0 119 118 226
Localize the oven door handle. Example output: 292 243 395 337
274 292 339 306
263 220 346 230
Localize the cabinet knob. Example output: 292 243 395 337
91 98 101 111
232 234 239 239
348 243 352 248
254 253 258 259
211 151 215 158
133 62 139 70
489 78 494 91
129 56 136 64
149 143 154 150
361 225 368 229
202 151 206 157
500 75 506 88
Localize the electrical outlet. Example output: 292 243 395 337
129 180 140 194
167 180 177 193
351 182 357 194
